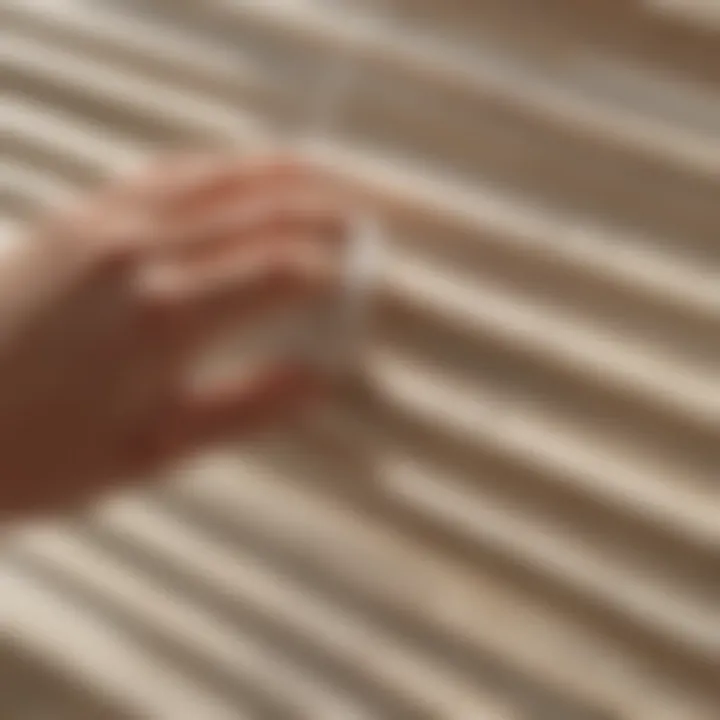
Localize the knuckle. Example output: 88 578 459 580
136 289 184 342
91 237 138 276
134 266 187 323
142 282 184 317
268 254 307 291
134 153 191 182
247 153 305 174
270 205 300 231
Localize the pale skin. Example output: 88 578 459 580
0 155 351 517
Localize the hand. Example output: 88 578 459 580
0 154 348 516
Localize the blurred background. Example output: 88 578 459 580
1 1 719 718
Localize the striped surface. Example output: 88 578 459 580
1 1 719 718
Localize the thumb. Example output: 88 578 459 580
155 364 323 458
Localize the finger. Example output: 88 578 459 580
138 236 336 351
192 238 338 346
163 191 350 261
108 153 227 206
161 154 338 220
39 162 186 255
103 155 350 258
167 154 305 214
106 153 305 218
82 154 231 246
159 364 323 455
70 155 235 257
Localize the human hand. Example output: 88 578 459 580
0 154 348 516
